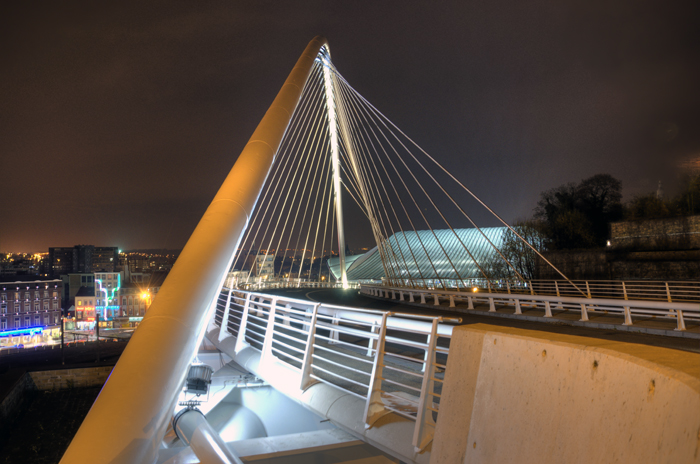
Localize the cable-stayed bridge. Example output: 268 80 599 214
60 37 700 464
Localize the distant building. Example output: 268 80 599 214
60 273 95 308
74 286 96 329
48 247 76 277
93 247 119 272
95 271 123 320
253 254 275 280
0 278 62 347
48 245 120 278
114 272 167 328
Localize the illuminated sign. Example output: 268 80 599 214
0 327 43 337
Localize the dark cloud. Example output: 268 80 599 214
1 0 699 251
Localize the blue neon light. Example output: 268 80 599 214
0 326 43 337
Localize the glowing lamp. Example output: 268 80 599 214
472 287 478 293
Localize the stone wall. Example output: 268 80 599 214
28 366 113 390
0 366 112 448
611 214 700 250
537 249 700 280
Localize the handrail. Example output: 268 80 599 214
361 284 700 332
214 287 452 452
60 37 331 464
370 278 700 303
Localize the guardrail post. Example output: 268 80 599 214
555 281 560 297
218 289 233 341
585 281 591 299
623 306 632 326
514 299 522 315
622 282 628 301
449 295 455 308
433 294 440 306
413 318 439 451
675 310 686 331
488 298 495 312
467 296 474 309
282 303 292 326
506 281 511 294
259 297 278 367
234 293 252 353
544 301 552 318
579 303 589 322
529 281 534 296
329 312 340 344
409 292 415 303
420 293 426 304
399 291 404 301
364 313 390 428
300 303 321 390
665 282 672 303
392 290 397 300
367 321 380 356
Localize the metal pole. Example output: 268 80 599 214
60 36 329 464
320 53 348 288
60 316 64 365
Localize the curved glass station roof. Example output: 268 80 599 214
329 227 507 282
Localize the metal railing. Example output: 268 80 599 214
377 278 700 303
234 281 360 291
361 284 700 332
213 287 456 451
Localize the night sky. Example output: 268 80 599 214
2 1 699 252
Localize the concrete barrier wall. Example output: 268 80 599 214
431 325 700 463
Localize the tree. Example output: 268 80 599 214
485 219 547 280
534 174 623 249
626 194 671 220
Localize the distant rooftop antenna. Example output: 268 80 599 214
656 181 664 200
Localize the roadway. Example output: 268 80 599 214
261 287 700 355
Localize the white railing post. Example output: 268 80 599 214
544 300 552 318
449 295 455 308
367 322 379 356
217 288 233 341
488 298 496 312
399 291 404 301
300 302 321 390
675 309 686 331
467 296 474 310
622 282 628 300
665 282 672 303
555 281 560 297
413 318 439 451
585 281 592 299
234 293 252 353
420 293 426 304
259 297 278 366
623 306 632 326
364 313 390 428
579 303 589 322
409 292 415 303
433 294 440 306
329 312 340 344
514 298 522 315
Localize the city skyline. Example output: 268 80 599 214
2 1 699 252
